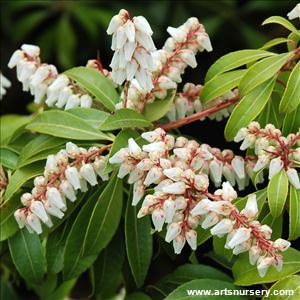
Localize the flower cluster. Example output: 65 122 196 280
116 16 212 111
14 143 110 234
0 71 11 100
109 128 290 277
8 44 93 109
287 3 300 20
167 83 237 122
107 9 156 91
235 122 300 188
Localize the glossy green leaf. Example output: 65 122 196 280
45 279 77 300
143 90 176 121
268 170 289 217
64 176 123 280
26 110 113 141
257 95 282 128
0 115 32 145
4 161 44 201
63 188 101 280
262 275 300 300
289 186 300 241
205 49 275 82
57 16 75 68
165 279 245 299
233 247 300 285
282 105 300 135
65 67 119 111
239 52 291 96
17 135 65 167
262 16 300 37
279 61 300 113
67 107 109 128
201 70 246 103
8 229 46 284
213 236 233 262
260 37 292 50
125 196 153 288
261 213 283 240
0 194 21 241
0 147 19 169
126 292 152 300
148 264 231 299
225 78 275 141
100 108 151 131
92 229 124 297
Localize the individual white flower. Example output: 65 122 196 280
185 229 197 250
46 187 66 210
268 157 284 179
152 208 166 231
60 180 77 202
163 199 176 223
240 194 258 219
249 245 260 265
162 181 186 194
191 198 212 216
80 163 98 186
0 72 12 99
210 219 233 236
273 238 291 252
286 168 300 189
287 3 300 20
227 228 251 249
165 222 181 242
44 201 64 219
257 256 273 277
65 167 81 190
173 235 186 254
14 209 26 228
26 212 42 234
30 201 49 223
231 156 245 179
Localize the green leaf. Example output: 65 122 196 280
26 110 113 141
257 95 282 128
57 16 75 68
17 135 65 168
64 176 123 280
201 70 246 103
125 194 153 287
65 67 119 111
262 16 300 37
233 247 300 286
239 52 291 96
289 186 300 241
4 161 44 201
0 277 19 300
205 49 275 82
0 115 32 145
67 108 109 129
197 227 212 246
148 264 231 299
261 213 283 240
92 229 124 297
282 105 300 135
279 61 300 113
262 275 300 300
0 147 19 169
165 279 245 299
143 90 176 121
268 170 289 217
260 37 293 50
8 229 46 284
100 108 151 131
63 188 101 280
0 194 21 241
45 279 77 300
126 292 152 300
225 78 275 141
213 236 233 262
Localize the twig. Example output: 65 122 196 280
159 96 240 131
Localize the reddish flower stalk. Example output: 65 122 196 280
159 96 240 131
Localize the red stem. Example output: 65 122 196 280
159 96 240 131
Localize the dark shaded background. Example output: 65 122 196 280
0 0 298 149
